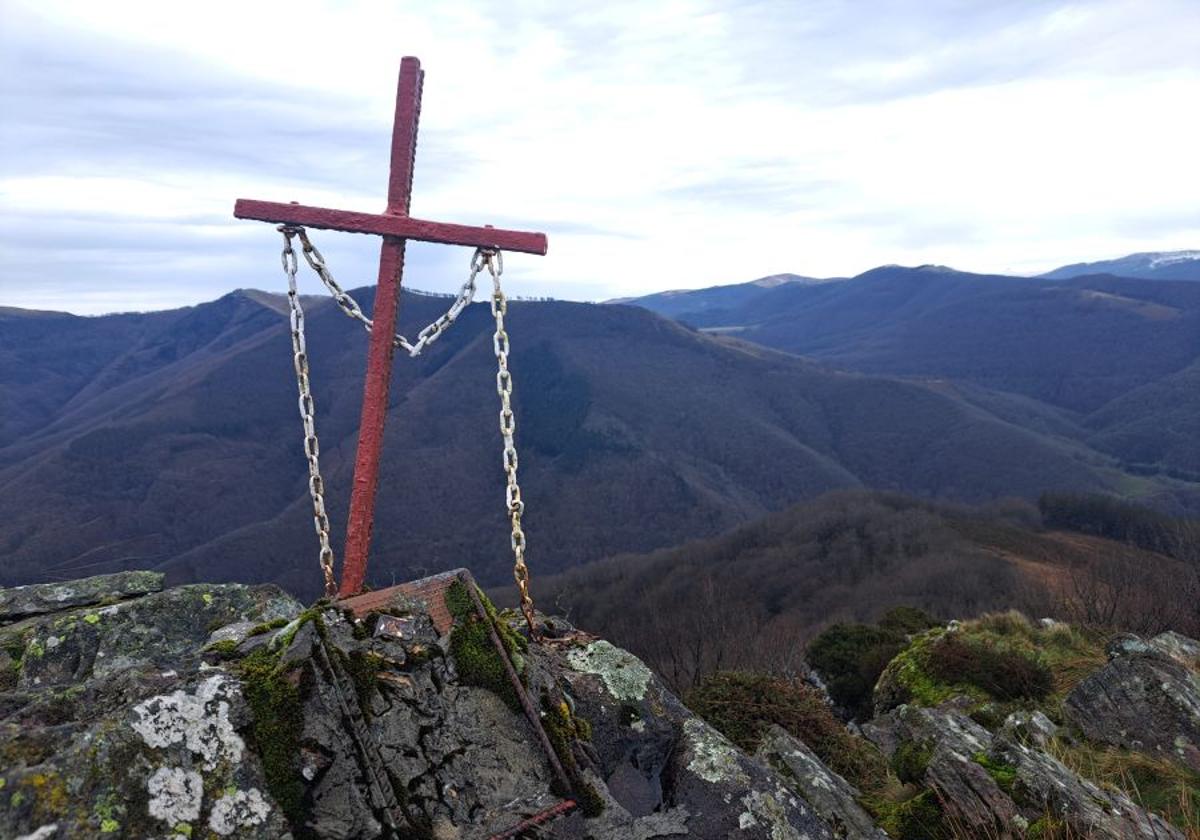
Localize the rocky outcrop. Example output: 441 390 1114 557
0 572 835 839
4 571 1198 840
1064 630 1200 772
756 725 888 840
0 578 300 838
865 702 1185 840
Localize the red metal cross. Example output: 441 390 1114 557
234 57 548 599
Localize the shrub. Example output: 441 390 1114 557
807 606 938 719
926 635 1053 702
685 671 889 790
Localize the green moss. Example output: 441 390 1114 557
973 751 1017 795
540 695 603 817
875 614 1104 724
236 645 305 826
344 650 387 715
100 818 120 833
892 740 932 785
1025 815 1070 839
276 607 326 649
247 618 290 637
445 580 474 621
868 790 950 840
25 639 45 659
83 613 102 625
173 822 192 837
205 639 240 656
445 581 526 711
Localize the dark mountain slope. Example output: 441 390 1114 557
690 268 1199 414
1084 358 1200 477
0 291 1158 598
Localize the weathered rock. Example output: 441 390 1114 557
991 732 1185 840
0 571 164 623
1151 630 1200 670
756 724 888 840
1064 633 1200 772
887 703 1021 837
869 700 1185 840
0 569 844 838
0 576 302 839
537 635 835 839
998 710 1058 750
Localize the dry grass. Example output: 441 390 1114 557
1044 737 1200 838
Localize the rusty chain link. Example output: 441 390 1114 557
279 226 337 597
481 249 540 639
276 227 540 636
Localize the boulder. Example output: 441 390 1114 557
0 571 164 623
1064 632 1200 772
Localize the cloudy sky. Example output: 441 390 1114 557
1 0 1198 314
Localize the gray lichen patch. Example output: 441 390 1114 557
208 788 271 835
566 640 652 702
147 766 204 826
132 674 245 771
684 718 750 786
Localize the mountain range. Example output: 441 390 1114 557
1 251 1197 599
620 260 1200 480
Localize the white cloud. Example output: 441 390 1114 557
1 0 1198 313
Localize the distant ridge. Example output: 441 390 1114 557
1038 250 1200 282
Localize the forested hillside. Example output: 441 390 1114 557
536 491 1199 691
2 276 1195 599
624 265 1200 480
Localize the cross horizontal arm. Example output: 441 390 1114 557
234 199 548 256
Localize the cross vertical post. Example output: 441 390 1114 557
339 57 423 598
234 57 548 599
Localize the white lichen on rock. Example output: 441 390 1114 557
208 788 271 835
683 718 749 785
566 640 652 702
15 826 60 840
132 675 244 770
147 766 203 825
741 790 811 840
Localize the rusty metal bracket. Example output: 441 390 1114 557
488 799 577 839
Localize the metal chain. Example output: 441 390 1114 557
482 249 540 639
278 226 540 635
293 228 480 357
279 226 337 598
